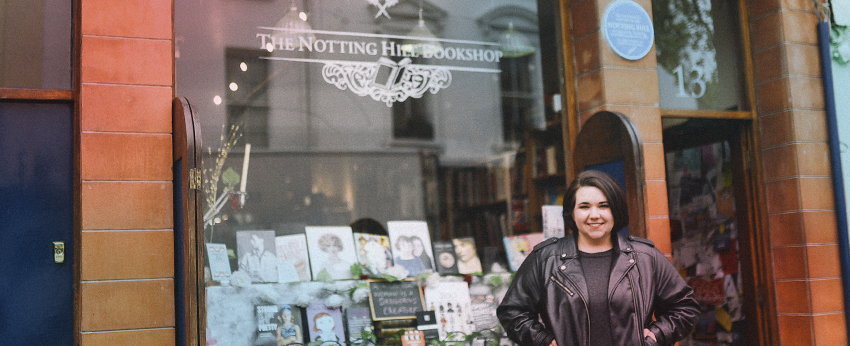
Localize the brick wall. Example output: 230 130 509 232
749 0 847 345
78 0 176 344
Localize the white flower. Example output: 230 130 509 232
324 294 345 309
229 271 251 287
351 287 370 303
425 272 442 287
296 292 314 307
384 265 409 280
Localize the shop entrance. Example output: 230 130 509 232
662 118 763 346
0 103 74 344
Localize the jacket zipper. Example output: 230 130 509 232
557 271 590 346
629 265 645 346
550 275 574 296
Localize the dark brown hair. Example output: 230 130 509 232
562 170 629 234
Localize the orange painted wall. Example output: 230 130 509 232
78 0 176 344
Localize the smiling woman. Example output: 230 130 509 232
498 170 700 346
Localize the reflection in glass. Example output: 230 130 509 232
653 0 747 111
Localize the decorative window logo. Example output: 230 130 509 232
366 0 399 19
256 27 503 106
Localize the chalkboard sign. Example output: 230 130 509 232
368 280 425 320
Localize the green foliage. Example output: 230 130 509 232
351 263 365 278
315 268 334 283
221 167 241 190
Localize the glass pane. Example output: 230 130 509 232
0 0 73 89
177 0 563 344
653 0 747 111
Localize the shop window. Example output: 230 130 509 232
226 48 271 148
176 0 562 345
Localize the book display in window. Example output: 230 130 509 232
306 301 346 345
452 237 482 274
387 221 435 276
275 305 305 346
502 233 545 272
206 243 232 282
305 226 358 281
353 232 394 277
424 281 475 341
431 241 459 275
275 234 312 283
344 306 374 345
237 230 279 283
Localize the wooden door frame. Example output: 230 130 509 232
174 97 205 346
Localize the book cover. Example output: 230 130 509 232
503 233 545 271
305 301 346 345
415 310 439 343
432 241 459 275
386 221 435 276
344 306 374 345
255 304 305 346
452 237 482 275
541 205 565 240
469 294 500 331
305 226 358 280
254 304 280 346
237 230 278 283
275 234 312 283
275 305 306 346
353 232 393 277
424 282 475 341
206 243 232 281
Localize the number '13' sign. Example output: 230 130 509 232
673 64 707 98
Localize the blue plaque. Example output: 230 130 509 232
602 0 655 60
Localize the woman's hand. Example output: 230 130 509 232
549 339 558 346
643 328 659 346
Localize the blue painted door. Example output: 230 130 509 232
0 102 74 344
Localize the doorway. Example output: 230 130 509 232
0 102 75 344
662 118 764 346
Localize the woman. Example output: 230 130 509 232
275 306 303 346
393 235 426 275
497 170 699 346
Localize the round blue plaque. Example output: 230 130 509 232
602 0 655 60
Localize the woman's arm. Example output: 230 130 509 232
496 251 556 346
647 249 700 346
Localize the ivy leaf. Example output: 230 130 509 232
488 275 503 287
350 263 364 278
221 167 241 190
316 268 334 283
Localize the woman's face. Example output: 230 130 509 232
397 239 413 256
282 310 292 324
455 241 474 261
412 239 424 256
572 186 614 246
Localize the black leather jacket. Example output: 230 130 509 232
497 233 699 346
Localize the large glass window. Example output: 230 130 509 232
178 0 563 344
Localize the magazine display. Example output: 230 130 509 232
237 230 279 283
387 221 435 276
305 226 358 280
353 232 393 277
276 234 312 282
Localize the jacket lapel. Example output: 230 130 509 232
608 234 636 298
